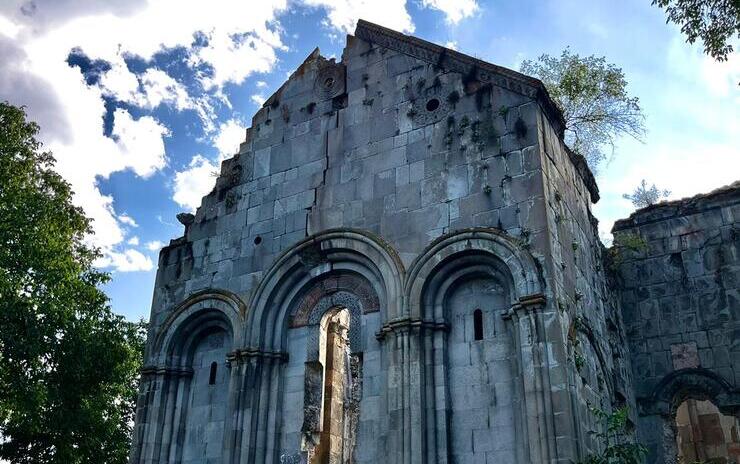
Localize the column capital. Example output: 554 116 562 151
502 293 547 320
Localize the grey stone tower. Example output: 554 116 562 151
129 20 739 464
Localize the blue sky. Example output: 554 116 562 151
1 0 737 321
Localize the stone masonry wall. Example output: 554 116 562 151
536 106 634 457
132 20 629 464
613 182 740 462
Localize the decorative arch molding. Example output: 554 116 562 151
639 368 740 417
228 229 402 463
245 228 404 352
405 228 545 320
149 289 245 368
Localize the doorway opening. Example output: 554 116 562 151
675 399 740 464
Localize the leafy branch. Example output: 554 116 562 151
579 406 648 464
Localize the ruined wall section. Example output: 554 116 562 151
613 183 740 463
145 49 338 349
614 184 740 400
537 107 635 451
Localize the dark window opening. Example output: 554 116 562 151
254 235 262 245
209 362 218 385
324 77 335 88
426 98 440 112
473 309 484 341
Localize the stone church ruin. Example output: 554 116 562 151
128 20 740 464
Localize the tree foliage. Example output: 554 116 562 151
623 179 671 208
653 0 740 61
520 49 646 172
579 406 648 464
0 101 146 464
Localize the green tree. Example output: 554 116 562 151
520 49 646 172
653 0 740 62
623 179 671 208
0 101 146 464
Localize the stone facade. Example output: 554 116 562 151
129 20 739 464
613 182 740 463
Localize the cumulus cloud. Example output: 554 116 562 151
251 94 267 106
146 240 164 251
421 0 479 24
0 0 289 272
127 236 140 245
96 248 154 272
100 62 194 111
119 214 139 227
302 0 415 33
172 118 245 211
213 118 245 157
110 109 169 178
172 155 219 211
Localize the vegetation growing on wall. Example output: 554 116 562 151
579 406 648 464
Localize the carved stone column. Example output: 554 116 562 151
504 294 560 464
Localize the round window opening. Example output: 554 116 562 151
254 236 262 245
324 77 335 89
426 98 440 112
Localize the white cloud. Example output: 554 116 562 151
302 0 415 33
127 236 140 245
119 214 139 227
146 240 164 251
251 94 266 106
171 119 245 211
256 80 268 88
213 119 245 157
96 248 154 272
110 109 169 177
189 26 285 90
594 37 740 241
444 41 458 50
172 155 219 211
0 0 289 272
421 0 479 24
101 66 195 111
0 13 21 38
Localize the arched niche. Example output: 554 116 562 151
145 290 244 463
406 228 545 320
403 228 545 463
151 289 245 367
240 229 403 462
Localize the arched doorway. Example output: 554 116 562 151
675 399 740 463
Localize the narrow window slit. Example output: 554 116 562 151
209 362 218 385
474 309 484 341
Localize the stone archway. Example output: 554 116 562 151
674 398 740 463
637 368 740 464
